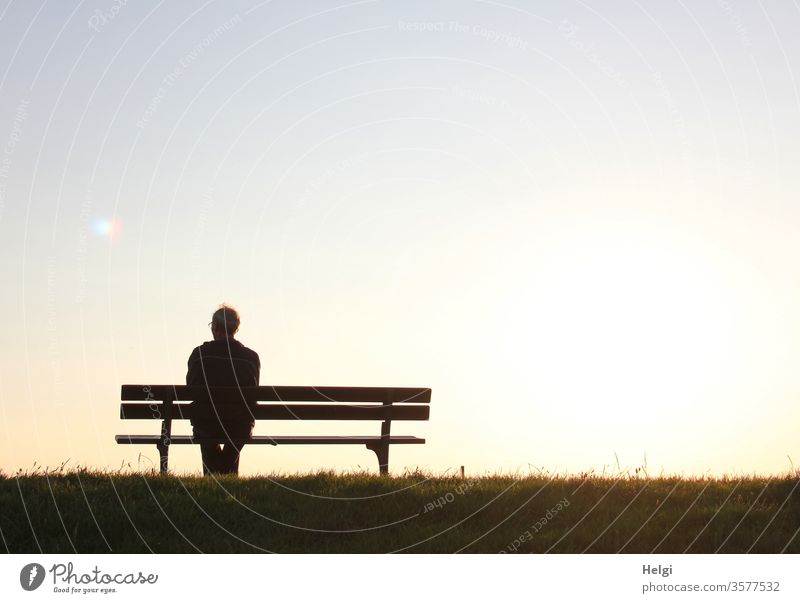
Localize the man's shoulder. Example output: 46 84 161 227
190 340 213 355
237 341 260 363
200 339 259 360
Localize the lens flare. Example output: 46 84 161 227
92 217 121 240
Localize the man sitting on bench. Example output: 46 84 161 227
186 304 260 475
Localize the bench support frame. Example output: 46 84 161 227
157 399 173 473
365 399 392 475
149 400 397 475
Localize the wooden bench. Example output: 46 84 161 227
115 385 431 475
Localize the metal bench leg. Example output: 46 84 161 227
157 398 173 474
366 442 389 475
366 405 392 476
156 442 169 474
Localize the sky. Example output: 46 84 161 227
1 0 799 477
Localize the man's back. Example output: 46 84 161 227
186 338 260 387
187 338 260 432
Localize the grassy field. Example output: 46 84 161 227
1 469 798 553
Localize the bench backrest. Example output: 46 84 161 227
120 385 431 421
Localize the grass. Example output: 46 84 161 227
1 467 798 553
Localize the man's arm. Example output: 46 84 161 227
186 347 201 386
251 352 260 386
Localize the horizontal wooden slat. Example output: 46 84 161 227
115 435 425 445
120 403 430 421
121 385 431 404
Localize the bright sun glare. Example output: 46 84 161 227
514 217 757 424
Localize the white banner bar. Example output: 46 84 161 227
1 554 796 602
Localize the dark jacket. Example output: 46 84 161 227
186 338 260 433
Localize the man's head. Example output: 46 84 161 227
210 304 240 340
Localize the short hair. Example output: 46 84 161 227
211 304 240 335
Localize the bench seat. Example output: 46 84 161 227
116 435 425 445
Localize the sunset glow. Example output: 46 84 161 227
1 1 798 478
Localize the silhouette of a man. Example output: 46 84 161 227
186 305 260 475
